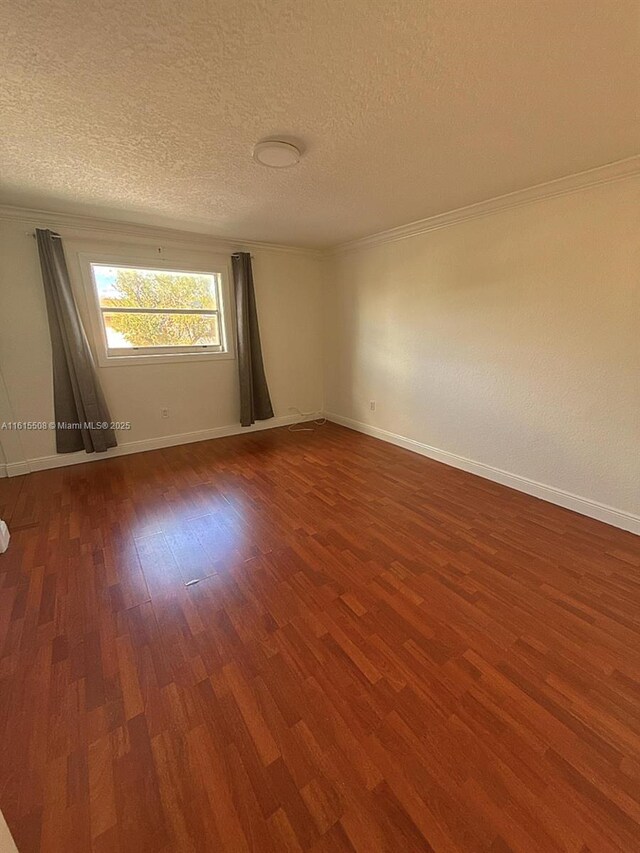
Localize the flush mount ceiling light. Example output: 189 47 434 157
253 139 301 168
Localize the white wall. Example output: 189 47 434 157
0 213 324 472
324 178 640 527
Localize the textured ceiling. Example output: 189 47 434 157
1 0 638 247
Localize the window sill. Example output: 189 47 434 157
96 350 235 367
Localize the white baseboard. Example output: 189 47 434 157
325 412 640 536
4 414 315 477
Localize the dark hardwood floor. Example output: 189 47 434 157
0 422 639 852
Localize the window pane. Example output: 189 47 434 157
93 265 219 311
103 312 220 349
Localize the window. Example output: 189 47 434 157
81 255 233 365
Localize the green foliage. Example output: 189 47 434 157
102 269 219 347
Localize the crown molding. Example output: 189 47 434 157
2 156 638 257
329 155 640 255
0 205 323 258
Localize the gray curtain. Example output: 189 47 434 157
36 229 117 454
231 252 274 427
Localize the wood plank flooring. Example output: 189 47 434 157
0 422 639 852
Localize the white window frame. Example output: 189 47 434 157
78 252 235 367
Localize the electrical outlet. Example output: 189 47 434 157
160 407 169 419
370 400 376 412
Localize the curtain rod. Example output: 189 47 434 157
30 233 252 256
30 234 252 254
